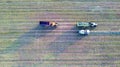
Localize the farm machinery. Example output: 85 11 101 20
39 21 57 27
39 21 97 35
76 22 98 35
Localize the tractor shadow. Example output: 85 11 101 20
48 26 86 56
1 25 56 54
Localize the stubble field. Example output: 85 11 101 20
0 1 120 67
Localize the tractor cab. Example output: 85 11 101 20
89 22 98 27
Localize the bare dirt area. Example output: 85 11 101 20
1 2 120 67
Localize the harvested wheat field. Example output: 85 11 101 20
0 1 120 67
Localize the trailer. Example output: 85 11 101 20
76 22 97 29
39 21 57 27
